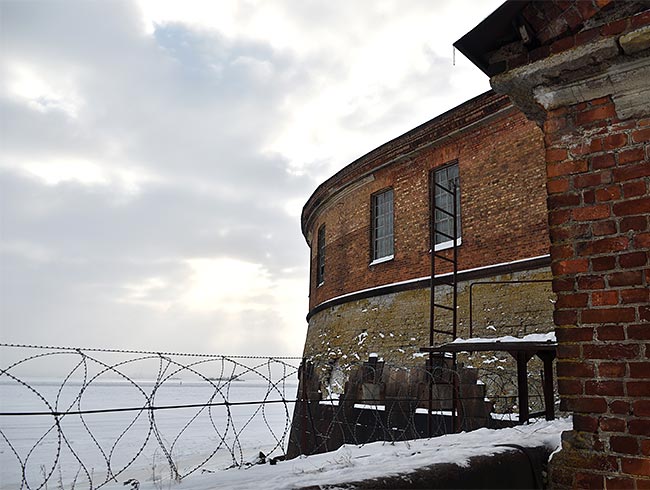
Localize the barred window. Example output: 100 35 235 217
316 225 325 285
433 163 461 249
372 189 394 262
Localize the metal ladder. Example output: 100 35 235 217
426 178 460 434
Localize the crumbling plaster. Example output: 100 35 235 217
491 25 650 124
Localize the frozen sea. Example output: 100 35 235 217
0 378 298 489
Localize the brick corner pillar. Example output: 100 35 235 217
489 9 650 489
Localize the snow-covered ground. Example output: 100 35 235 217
138 418 571 490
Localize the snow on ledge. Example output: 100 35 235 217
158 418 571 490
489 413 544 422
415 408 453 416
450 332 556 345
319 399 340 406
354 403 386 411
369 254 394 266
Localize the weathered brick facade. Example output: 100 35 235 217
303 92 549 311
546 96 650 490
456 0 650 486
295 0 649 484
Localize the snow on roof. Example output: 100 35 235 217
450 331 557 345
142 418 570 490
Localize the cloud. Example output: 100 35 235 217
1 0 501 359
1 0 310 355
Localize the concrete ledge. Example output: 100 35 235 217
620 25 650 55
306 255 551 321
300 445 551 490
491 26 650 124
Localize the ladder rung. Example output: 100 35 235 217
434 230 455 241
433 254 456 263
433 303 454 311
433 206 455 218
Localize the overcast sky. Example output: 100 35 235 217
1 0 502 357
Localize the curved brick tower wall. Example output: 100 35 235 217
300 92 553 370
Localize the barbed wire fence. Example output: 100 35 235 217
0 344 303 490
1 344 554 490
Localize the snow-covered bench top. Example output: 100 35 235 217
422 332 556 353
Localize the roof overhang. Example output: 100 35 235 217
453 1 527 76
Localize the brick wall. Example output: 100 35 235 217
546 95 650 489
304 96 548 311
475 1 650 486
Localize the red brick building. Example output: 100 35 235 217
299 1 649 485
304 91 547 309
301 90 555 367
